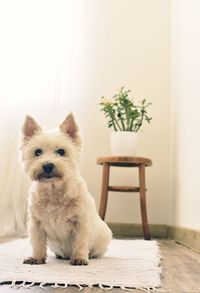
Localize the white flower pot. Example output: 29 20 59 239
110 131 139 156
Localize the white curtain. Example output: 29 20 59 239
0 0 86 236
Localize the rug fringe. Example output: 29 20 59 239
3 281 163 292
120 286 133 291
99 284 113 290
8 281 33 289
76 284 84 291
52 283 68 288
9 280 17 288
25 282 35 288
39 282 47 289
16 281 26 289
127 286 164 292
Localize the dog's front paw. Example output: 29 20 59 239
23 257 46 265
70 258 88 266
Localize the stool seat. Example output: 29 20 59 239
97 155 152 240
97 156 152 167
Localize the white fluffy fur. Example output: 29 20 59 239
20 113 112 265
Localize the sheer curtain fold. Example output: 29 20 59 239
0 0 85 236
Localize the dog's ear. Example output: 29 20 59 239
59 112 80 143
22 115 41 138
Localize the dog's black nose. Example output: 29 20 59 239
43 163 54 173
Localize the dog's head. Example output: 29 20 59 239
20 113 82 182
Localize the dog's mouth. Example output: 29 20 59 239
35 170 63 181
40 172 58 179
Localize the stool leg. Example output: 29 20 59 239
139 164 151 240
99 163 110 220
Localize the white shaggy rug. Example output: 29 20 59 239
0 238 162 291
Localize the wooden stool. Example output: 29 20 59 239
97 156 152 240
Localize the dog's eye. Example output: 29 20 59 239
56 148 65 156
35 149 42 156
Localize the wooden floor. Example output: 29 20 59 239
0 239 200 293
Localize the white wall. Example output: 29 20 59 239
171 0 200 230
77 0 171 224
0 0 171 236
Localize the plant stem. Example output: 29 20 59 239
130 117 134 132
134 109 145 132
111 117 118 131
119 117 125 131
110 112 122 131
114 117 122 131
125 107 130 130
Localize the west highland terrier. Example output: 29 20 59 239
20 113 112 265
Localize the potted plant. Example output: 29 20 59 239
100 87 152 155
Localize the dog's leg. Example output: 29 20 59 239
23 217 47 265
70 226 89 266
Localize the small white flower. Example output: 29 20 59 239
101 97 113 104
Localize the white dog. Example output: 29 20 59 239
20 113 112 265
